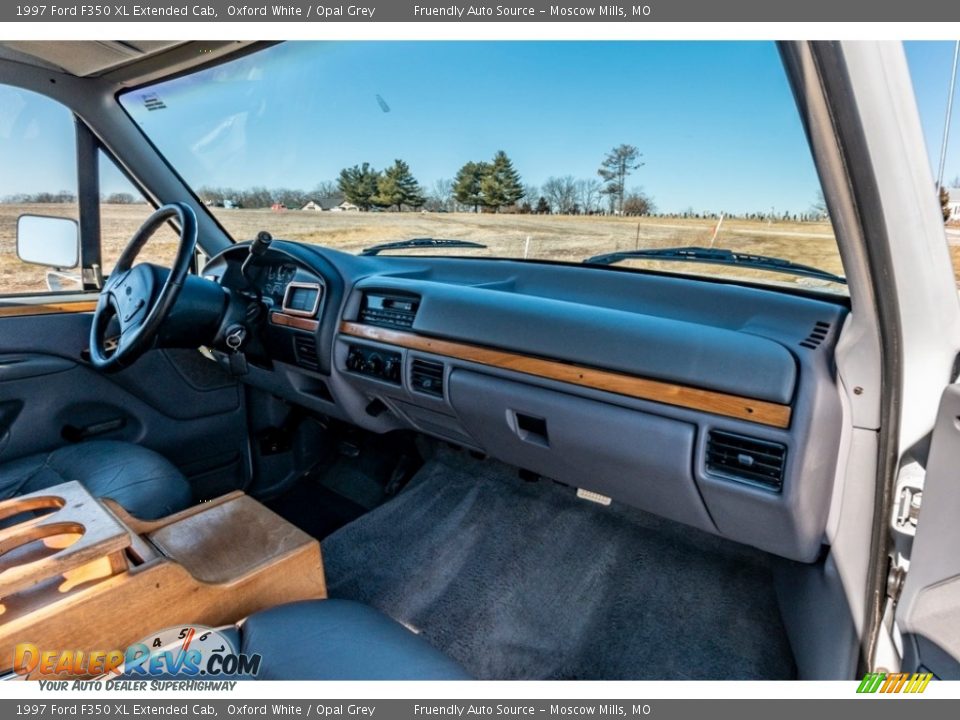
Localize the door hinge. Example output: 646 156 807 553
894 485 922 533
886 558 906 603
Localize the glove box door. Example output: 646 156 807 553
448 370 715 532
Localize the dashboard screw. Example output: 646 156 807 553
854 386 864 395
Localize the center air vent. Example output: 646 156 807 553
293 335 320 371
706 430 787 491
359 292 420 330
410 358 444 398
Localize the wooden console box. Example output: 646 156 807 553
0 482 327 676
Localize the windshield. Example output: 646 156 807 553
119 41 845 293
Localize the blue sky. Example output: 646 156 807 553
3 41 959 214
905 41 960 188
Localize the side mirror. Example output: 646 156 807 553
16 214 80 269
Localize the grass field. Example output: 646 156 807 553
2 202 956 296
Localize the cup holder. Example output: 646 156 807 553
0 495 65 527
0 521 85 569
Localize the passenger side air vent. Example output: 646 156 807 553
359 292 420 330
410 358 444 398
706 430 787 491
799 321 831 350
293 335 320 371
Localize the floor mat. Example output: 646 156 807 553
322 448 796 680
266 481 367 540
265 428 421 540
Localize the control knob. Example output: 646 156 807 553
361 352 383 375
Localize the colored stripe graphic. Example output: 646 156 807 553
857 673 885 693
857 672 933 693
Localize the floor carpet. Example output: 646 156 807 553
322 447 796 680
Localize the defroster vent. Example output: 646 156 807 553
800 321 831 350
706 430 787 491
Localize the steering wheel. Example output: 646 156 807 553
89 202 198 371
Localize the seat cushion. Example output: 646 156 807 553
239 600 471 680
0 440 192 520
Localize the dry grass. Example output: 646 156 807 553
1 203 181 294
2 203 954 296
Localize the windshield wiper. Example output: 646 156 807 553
360 238 488 256
583 246 846 285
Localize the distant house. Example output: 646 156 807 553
332 201 360 212
301 197 350 212
271 203 287 212
947 188 960 222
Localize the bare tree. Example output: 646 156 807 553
313 181 341 200
622 188 655 216
522 184 540 206
104 192 136 204
432 178 454 211
542 176 579 215
576 178 603 214
809 190 829 219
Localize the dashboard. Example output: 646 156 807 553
202 240 849 563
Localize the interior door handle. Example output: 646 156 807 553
0 400 23 436
61 417 126 442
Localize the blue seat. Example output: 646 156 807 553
237 600 470 680
0 440 192 519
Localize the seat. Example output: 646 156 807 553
0 440 192 520
235 600 470 680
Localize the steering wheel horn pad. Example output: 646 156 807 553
88 203 198 372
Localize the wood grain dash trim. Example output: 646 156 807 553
340 321 791 428
271 311 319 332
0 301 97 318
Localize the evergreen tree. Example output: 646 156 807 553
598 144 644 215
536 197 550 215
372 159 425 211
338 163 380 210
454 161 489 212
480 150 524 212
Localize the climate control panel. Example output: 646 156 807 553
346 344 402 384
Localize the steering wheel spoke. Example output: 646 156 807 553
88 203 198 371
115 323 142 357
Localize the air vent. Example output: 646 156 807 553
359 292 420 330
799 321 831 350
293 335 320 371
410 358 444 398
706 430 787 491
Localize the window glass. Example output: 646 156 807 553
905 41 960 288
0 85 79 295
99 152 182 273
120 41 846 293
